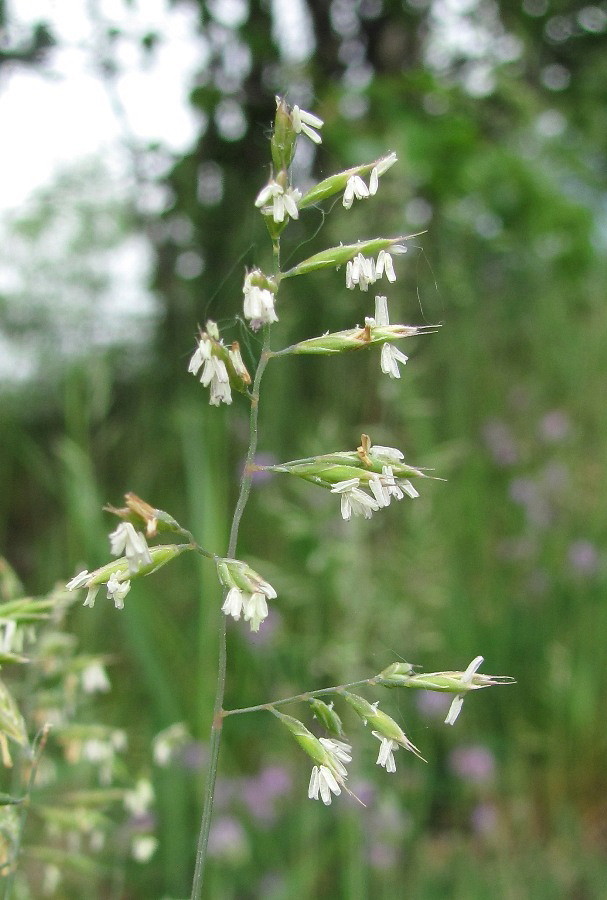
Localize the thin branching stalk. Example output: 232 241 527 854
3 726 51 900
191 544 220 562
190 324 274 899
222 679 379 717
55 99 514 898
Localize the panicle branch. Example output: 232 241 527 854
58 95 514 896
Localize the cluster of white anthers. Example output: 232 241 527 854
346 247 405 292
331 470 419 520
372 732 401 773
366 294 410 379
109 522 152 572
218 559 278 633
255 181 302 224
445 655 485 726
243 271 278 330
308 738 352 805
188 322 250 406
342 152 397 210
66 522 153 609
291 104 324 145
188 332 230 406
221 584 276 633
330 448 419 521
254 104 322 224
66 569 130 610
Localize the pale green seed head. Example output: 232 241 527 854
282 237 415 279
365 706 407 744
342 691 378 722
217 559 275 598
87 544 189 587
405 674 469 693
289 324 420 356
271 97 297 172
271 709 327 765
377 661 415 686
298 152 398 209
309 699 344 737
216 560 233 589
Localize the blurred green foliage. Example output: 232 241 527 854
1 0 607 896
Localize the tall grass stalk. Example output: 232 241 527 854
190 327 272 897
57 99 515 898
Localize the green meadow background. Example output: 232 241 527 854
1 2 606 896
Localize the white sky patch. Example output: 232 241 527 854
270 0 315 63
0 70 119 209
0 1 203 211
207 0 249 28
0 1 206 385
0 183 160 385
425 0 522 92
